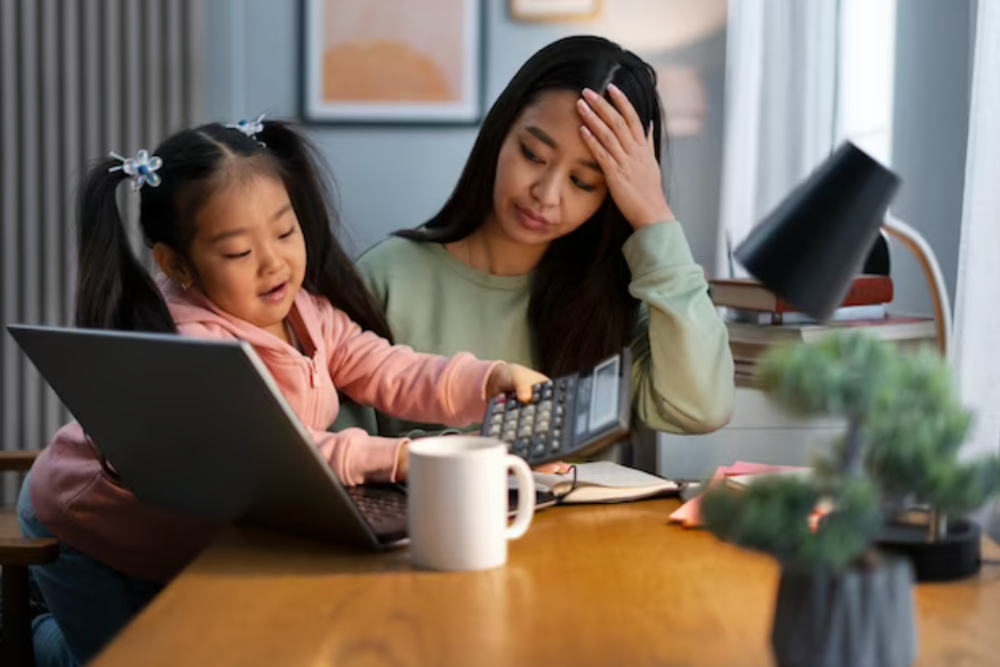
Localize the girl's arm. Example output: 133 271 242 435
319 301 502 428
625 222 735 434
175 320 408 485
306 426 407 486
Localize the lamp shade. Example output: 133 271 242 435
734 142 901 321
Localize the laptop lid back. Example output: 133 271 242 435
7 324 383 549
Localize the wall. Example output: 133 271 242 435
890 0 974 315
204 0 727 264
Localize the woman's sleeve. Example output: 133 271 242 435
624 222 735 434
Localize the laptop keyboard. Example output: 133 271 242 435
347 485 408 537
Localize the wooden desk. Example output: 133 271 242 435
93 500 999 667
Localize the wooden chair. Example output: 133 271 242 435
0 451 59 667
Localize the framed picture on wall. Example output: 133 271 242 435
300 0 484 126
509 0 602 22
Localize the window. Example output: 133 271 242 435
837 0 897 165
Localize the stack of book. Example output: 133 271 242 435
709 275 937 387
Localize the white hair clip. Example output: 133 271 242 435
108 149 163 191
227 114 266 145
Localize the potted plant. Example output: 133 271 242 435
701 331 1000 667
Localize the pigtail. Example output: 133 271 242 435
257 121 394 342
75 158 176 332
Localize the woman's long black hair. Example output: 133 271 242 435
395 36 667 376
75 120 393 341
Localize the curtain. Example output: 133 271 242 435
956 0 1000 542
955 0 1000 461
715 0 839 277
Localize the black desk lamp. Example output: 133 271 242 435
732 141 979 580
734 141 951 355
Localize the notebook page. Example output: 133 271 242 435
533 461 677 491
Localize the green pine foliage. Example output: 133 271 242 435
756 331 897 418
702 331 1000 571
701 475 881 572
864 347 1000 516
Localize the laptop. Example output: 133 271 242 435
7 324 552 551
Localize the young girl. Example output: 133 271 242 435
19 119 546 666
337 35 735 463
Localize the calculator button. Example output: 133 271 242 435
550 441 562 453
531 443 546 457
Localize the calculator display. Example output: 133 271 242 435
587 356 620 432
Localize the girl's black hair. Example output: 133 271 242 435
75 120 393 341
395 35 667 376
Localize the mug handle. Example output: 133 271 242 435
505 455 535 540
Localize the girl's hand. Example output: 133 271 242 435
486 363 550 403
577 84 676 230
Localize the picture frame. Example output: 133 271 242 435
300 0 485 126
509 0 603 23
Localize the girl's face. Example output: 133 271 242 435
488 89 609 247
183 174 307 337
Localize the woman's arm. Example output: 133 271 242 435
625 222 735 434
576 82 734 434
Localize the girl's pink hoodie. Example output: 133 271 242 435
29 278 499 583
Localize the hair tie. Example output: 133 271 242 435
108 149 162 191
226 114 266 145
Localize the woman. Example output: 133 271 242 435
336 35 734 456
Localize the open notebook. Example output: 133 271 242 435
531 461 680 504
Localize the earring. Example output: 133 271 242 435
180 278 192 290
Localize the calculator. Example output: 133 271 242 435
481 348 632 466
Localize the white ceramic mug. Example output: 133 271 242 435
407 436 535 571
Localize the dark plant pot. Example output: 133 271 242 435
771 554 916 667
877 517 981 582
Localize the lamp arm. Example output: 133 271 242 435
882 215 952 357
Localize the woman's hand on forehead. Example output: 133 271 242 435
576 84 675 229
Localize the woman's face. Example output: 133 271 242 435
488 90 609 246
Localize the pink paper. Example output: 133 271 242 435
669 461 805 528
